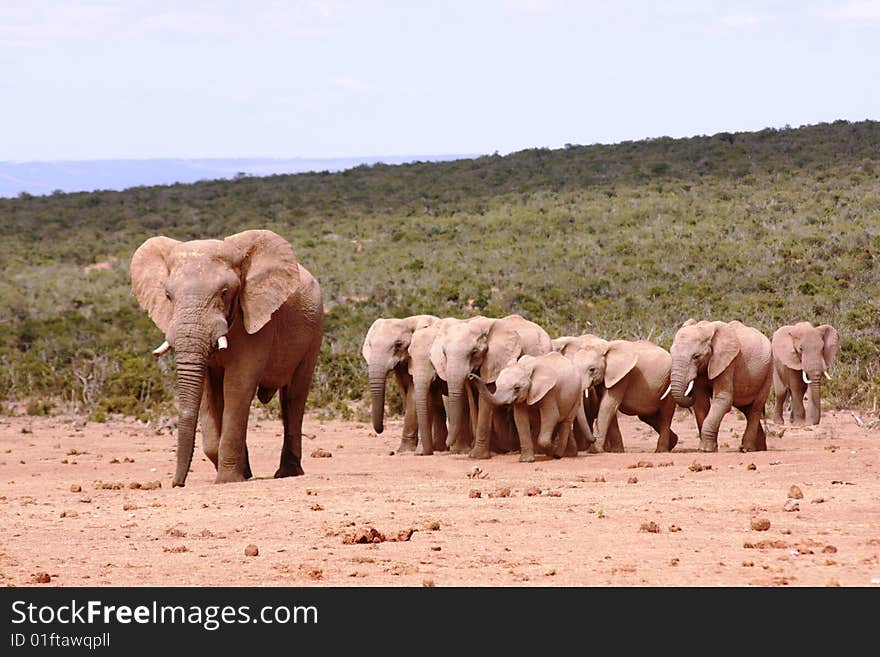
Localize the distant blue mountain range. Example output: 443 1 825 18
0 155 475 198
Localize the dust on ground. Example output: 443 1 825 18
2 407 879 587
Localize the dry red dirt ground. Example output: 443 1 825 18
2 407 879 587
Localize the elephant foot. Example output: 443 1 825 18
655 433 678 452
396 439 417 453
414 443 434 456
739 441 767 453
586 443 601 454
448 440 471 454
275 459 305 479
770 415 784 425
698 439 718 452
215 469 247 484
519 453 535 463
432 441 448 453
468 447 491 460
604 444 625 453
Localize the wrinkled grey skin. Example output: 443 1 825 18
362 315 438 452
669 319 771 452
408 322 449 455
130 230 324 487
771 322 839 426
430 315 552 459
469 352 586 462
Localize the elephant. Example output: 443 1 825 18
469 352 588 462
407 321 451 455
361 314 439 451
130 229 324 486
669 319 772 452
571 339 677 452
552 334 605 450
430 314 552 459
770 322 839 426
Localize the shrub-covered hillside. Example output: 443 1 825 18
1 119 879 419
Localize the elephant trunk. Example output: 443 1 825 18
368 364 389 434
445 376 468 448
172 359 207 487
469 374 506 407
670 363 695 408
805 378 822 425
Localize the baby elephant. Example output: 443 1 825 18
469 352 592 462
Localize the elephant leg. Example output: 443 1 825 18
394 368 418 452
692 391 711 436
787 370 807 425
644 398 678 452
771 367 788 424
200 367 224 469
604 415 625 452
469 390 494 460
513 404 535 462
699 393 733 452
574 402 595 452
596 388 624 452
216 379 258 484
448 385 476 454
554 419 577 458
276 354 319 478
431 388 448 452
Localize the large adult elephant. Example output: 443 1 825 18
361 315 438 451
573 339 676 452
130 230 324 486
669 319 771 452
430 314 552 459
770 322 839 426
408 321 450 456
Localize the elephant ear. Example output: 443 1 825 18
708 322 740 380
772 326 801 370
429 333 448 381
361 319 383 363
526 359 557 406
551 336 576 354
481 323 521 383
225 230 300 334
682 318 698 328
130 236 181 333
817 325 840 366
604 343 638 389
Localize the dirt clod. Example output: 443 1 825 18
488 487 511 498
627 476 638 484
669 524 682 532
783 499 800 512
788 485 804 499
69 484 81 492
310 448 332 458
524 486 542 496
427 521 440 531
33 572 51 583
468 489 481 498
689 461 711 472
640 521 661 533
747 463 757 470
244 544 259 556
750 518 771 531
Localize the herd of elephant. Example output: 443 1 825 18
363 313 840 461
126 229 839 486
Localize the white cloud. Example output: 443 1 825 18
822 1 880 26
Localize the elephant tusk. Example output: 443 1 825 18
152 341 170 357
217 335 228 350
684 380 694 397
660 383 672 400
802 370 812 385
824 370 832 381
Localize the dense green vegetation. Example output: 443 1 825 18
2 119 879 419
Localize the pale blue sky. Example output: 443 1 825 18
2 0 879 161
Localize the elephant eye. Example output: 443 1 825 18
220 288 229 299
588 367 596 374
692 354 699 360
394 339 405 348
165 290 172 301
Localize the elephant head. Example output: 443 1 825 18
772 321 839 424
130 229 300 487
569 340 640 392
669 319 740 408
469 354 558 451
361 314 438 434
